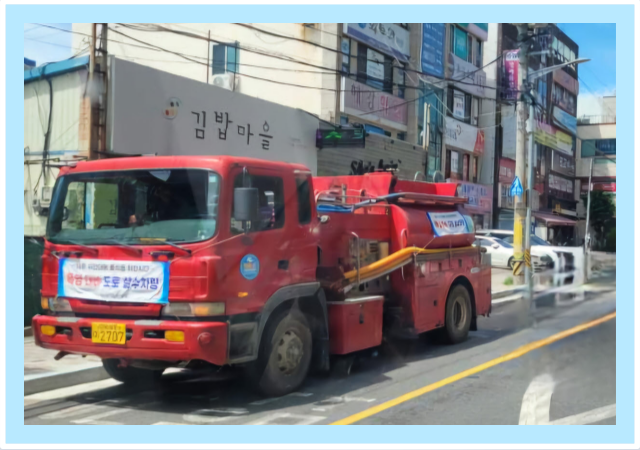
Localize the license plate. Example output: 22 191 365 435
92 323 126 345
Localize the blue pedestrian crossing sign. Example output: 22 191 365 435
509 176 523 197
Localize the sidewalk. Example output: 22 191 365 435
24 336 107 395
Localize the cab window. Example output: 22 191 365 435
231 174 285 235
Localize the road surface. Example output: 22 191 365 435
25 280 615 426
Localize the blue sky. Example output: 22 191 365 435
24 22 615 116
23 23 74 65
557 23 616 116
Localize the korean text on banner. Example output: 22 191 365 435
427 211 474 237
503 49 520 101
58 258 170 304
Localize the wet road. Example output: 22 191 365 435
25 281 615 426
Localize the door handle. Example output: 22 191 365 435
278 260 289 270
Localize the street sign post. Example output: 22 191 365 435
510 176 523 198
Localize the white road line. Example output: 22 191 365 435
38 400 122 421
70 402 157 425
518 374 555 425
549 404 616 425
245 413 325 425
25 379 121 403
182 408 249 424
152 422 187 425
249 392 313 406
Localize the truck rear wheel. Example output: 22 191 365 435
102 359 163 385
248 309 312 397
443 285 472 344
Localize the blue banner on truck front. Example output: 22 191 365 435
58 258 170 304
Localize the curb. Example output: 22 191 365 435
24 366 109 396
24 326 33 337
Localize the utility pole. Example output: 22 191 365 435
584 156 594 280
423 102 431 151
512 24 530 284
87 23 97 160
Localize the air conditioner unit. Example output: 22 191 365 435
212 73 236 91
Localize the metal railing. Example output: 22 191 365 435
577 115 616 125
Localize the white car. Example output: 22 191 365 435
473 235 552 271
476 230 583 280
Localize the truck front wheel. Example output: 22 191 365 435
102 359 163 385
248 309 313 397
443 285 472 344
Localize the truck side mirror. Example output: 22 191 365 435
233 187 259 223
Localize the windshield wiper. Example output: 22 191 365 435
139 238 192 255
60 239 99 254
99 238 143 256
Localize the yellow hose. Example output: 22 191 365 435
344 245 475 283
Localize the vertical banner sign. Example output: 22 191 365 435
421 23 446 78
59 258 170 304
503 49 520 101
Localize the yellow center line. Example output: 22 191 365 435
330 311 616 425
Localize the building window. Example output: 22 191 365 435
341 38 350 74
394 63 406 99
452 26 468 60
581 139 616 158
475 39 482 67
356 43 394 94
212 43 238 74
397 132 406 141
467 34 474 63
551 83 577 115
447 86 473 124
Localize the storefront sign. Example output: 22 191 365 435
445 117 485 154
451 150 459 173
499 158 515 184
549 173 574 195
458 182 493 214
502 49 520 101
534 121 573 156
448 53 487 98
552 106 577 136
427 211 475 237
341 77 408 131
553 69 579 96
316 127 365 149
59 258 169 304
453 92 465 119
582 181 616 192
421 23 446 78
551 151 576 177
343 23 410 62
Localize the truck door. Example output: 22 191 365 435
220 167 294 314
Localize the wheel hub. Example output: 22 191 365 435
276 330 304 375
452 297 467 330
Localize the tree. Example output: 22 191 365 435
582 191 615 250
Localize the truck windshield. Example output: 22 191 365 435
46 169 220 245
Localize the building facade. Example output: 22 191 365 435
575 95 616 246
493 23 580 245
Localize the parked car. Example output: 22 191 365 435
475 229 582 278
473 235 552 271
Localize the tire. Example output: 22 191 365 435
508 257 514 270
442 285 472 344
246 309 313 397
102 359 164 385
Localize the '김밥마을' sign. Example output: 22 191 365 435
427 211 475 237
58 258 169 304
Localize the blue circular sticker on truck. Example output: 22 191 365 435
240 254 260 280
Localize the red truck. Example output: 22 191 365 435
33 156 491 397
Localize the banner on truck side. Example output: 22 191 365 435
427 211 474 237
58 258 169 304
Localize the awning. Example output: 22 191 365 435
534 212 577 226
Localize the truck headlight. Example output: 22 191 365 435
161 302 225 317
47 297 72 312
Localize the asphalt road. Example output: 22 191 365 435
24 281 616 426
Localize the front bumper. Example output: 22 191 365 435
32 315 228 366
